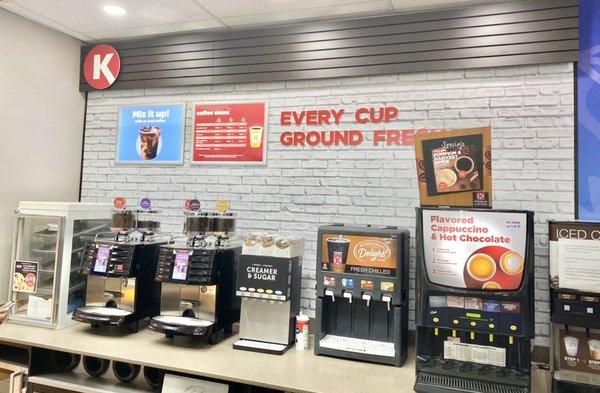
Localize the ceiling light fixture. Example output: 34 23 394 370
103 5 126 16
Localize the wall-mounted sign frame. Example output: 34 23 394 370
191 101 267 165
414 126 492 208
116 104 185 165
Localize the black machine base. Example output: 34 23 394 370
553 378 600 393
148 316 233 344
72 308 143 333
232 339 292 355
414 372 529 393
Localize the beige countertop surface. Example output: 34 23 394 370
0 322 551 393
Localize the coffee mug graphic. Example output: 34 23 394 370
454 155 475 173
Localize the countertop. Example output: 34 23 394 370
0 322 551 393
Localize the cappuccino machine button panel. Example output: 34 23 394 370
233 253 303 355
548 221 600 393
414 208 535 393
314 225 410 367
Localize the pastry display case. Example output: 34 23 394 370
7 202 112 329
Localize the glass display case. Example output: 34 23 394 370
8 202 112 329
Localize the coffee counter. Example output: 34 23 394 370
0 322 550 392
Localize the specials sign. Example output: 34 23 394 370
422 209 527 291
321 234 397 277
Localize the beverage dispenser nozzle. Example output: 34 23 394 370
470 332 475 341
489 334 494 343
343 291 353 304
361 293 372 307
452 330 457 338
382 294 392 312
509 336 514 345
325 289 335 302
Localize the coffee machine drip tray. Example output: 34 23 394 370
149 315 215 337
72 306 133 326
319 335 396 358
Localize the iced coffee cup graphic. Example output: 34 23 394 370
139 126 161 160
589 339 600 361
466 253 496 281
564 336 579 366
249 126 263 149
499 251 524 275
327 235 350 274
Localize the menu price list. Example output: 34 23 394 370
192 103 266 164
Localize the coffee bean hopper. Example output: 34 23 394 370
149 200 241 343
72 197 169 332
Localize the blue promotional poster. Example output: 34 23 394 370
578 0 600 219
116 104 185 164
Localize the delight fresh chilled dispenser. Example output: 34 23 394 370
314 224 410 367
414 207 535 393
548 221 600 393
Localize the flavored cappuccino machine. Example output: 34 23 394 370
149 200 240 343
549 221 600 392
314 225 410 367
233 233 304 354
72 198 167 332
414 207 534 393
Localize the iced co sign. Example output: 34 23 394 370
83 44 120 90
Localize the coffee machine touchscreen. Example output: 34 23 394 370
172 250 189 281
93 245 111 274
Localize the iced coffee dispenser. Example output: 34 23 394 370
549 221 600 392
314 224 410 367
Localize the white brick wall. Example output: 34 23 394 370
81 63 575 346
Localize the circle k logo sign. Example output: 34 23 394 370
83 44 121 89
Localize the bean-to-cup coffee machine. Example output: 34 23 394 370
149 200 241 344
314 224 410 367
414 207 534 393
73 198 168 333
233 233 304 354
548 221 600 392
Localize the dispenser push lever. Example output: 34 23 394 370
325 289 335 302
343 291 353 304
382 294 392 311
362 293 372 307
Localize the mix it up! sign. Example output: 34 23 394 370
279 106 443 147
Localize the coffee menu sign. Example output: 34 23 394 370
192 102 267 165
321 234 397 277
414 127 492 208
422 209 527 291
116 104 185 164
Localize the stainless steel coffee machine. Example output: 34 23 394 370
73 198 168 333
233 233 304 354
149 200 241 344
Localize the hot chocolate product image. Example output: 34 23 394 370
466 253 496 281
139 126 161 160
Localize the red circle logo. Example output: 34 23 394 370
83 44 120 90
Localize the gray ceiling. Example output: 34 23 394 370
0 0 513 41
